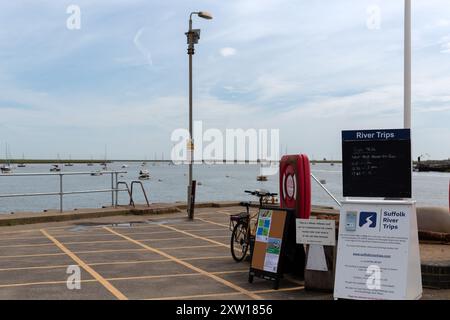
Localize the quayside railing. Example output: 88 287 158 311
0 171 149 213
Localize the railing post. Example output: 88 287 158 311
115 172 119 207
59 173 63 213
111 172 114 207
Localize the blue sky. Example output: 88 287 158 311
0 0 449 160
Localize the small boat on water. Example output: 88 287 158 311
18 153 26 167
257 175 268 181
0 164 11 173
1 144 12 173
121 164 128 169
257 160 272 181
65 155 74 166
50 164 61 172
138 169 150 180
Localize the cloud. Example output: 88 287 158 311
133 28 154 67
436 19 450 27
0 1 450 159
219 47 237 57
440 41 450 53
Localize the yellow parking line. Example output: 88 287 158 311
145 285 305 300
111 269 245 281
0 279 97 288
65 236 193 245
217 210 234 216
48 224 163 235
0 280 303 294
254 286 305 294
0 234 111 241
41 229 127 300
107 270 247 282
0 235 50 242
197 218 229 228
89 255 232 267
160 244 220 250
146 291 244 300
0 228 227 242
0 264 68 272
108 223 208 230
0 249 152 260
108 273 200 282
89 256 230 266
109 227 225 234
0 255 233 272
0 267 245 287
0 242 55 249
0 236 197 248
158 224 229 248
212 270 248 275
0 229 44 236
104 227 262 300
0 242 227 260
73 248 146 254
0 252 66 259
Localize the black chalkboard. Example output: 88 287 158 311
342 129 411 198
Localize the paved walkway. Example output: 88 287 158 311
0 206 447 300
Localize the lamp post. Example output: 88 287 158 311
186 11 212 219
404 0 411 129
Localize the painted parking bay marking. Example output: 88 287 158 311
103 226 261 300
40 229 127 300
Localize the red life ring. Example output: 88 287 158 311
279 154 311 219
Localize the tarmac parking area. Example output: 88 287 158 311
0 206 447 300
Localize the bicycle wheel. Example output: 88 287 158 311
230 222 249 262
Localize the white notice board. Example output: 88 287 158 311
334 199 422 300
296 219 336 246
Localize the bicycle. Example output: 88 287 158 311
229 189 278 262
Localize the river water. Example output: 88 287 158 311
0 162 449 214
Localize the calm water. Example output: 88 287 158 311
0 162 449 214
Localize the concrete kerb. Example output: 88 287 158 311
0 202 242 227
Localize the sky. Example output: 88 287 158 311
0 0 449 160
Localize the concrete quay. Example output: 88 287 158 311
0 203 448 300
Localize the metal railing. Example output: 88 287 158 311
311 173 342 207
0 171 128 212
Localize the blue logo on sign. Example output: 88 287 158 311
359 212 377 228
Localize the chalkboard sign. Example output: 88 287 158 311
342 129 411 198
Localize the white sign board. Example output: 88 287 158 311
296 219 336 246
334 200 422 300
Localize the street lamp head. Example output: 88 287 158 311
198 11 213 20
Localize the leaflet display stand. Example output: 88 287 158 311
249 207 294 289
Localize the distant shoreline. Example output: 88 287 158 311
1 159 449 167
0 159 343 164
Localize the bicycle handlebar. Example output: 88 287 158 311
244 190 278 197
